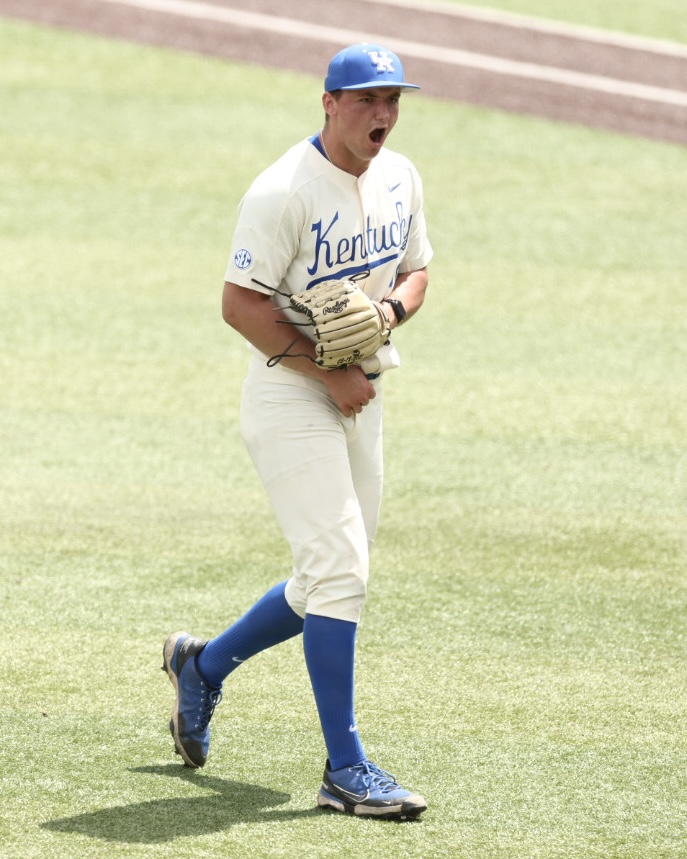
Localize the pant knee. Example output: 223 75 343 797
285 522 369 623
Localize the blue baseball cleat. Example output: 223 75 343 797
317 759 427 820
162 631 222 768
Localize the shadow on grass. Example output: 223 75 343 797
41 764 319 843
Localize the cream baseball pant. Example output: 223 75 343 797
240 355 384 624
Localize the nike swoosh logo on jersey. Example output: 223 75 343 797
388 182 401 192
231 656 245 663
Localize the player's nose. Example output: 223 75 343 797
374 99 394 119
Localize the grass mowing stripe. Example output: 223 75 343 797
1 17 686 859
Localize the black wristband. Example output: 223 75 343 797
382 298 407 324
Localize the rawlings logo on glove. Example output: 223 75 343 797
323 300 349 315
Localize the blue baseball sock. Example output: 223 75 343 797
303 613 366 772
196 581 304 688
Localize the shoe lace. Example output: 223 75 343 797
356 761 400 795
196 684 222 730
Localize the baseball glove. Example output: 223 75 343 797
288 279 391 369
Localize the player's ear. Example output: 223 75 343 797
322 91 338 118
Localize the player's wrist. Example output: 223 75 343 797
381 297 406 326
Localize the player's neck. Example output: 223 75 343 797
319 129 370 178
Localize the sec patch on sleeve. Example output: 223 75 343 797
234 248 253 270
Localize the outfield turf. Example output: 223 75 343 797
1 16 686 859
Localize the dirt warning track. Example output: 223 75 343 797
3 0 687 145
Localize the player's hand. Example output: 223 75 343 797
320 365 376 417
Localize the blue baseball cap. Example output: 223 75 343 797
324 43 420 92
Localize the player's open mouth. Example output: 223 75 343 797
369 127 386 144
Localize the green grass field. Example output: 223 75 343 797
1 15 686 859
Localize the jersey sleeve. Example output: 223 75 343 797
225 172 305 293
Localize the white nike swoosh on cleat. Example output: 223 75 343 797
337 788 370 803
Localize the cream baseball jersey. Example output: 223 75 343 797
226 138 433 332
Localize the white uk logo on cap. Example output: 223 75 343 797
368 51 395 73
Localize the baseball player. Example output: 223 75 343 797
163 43 433 820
